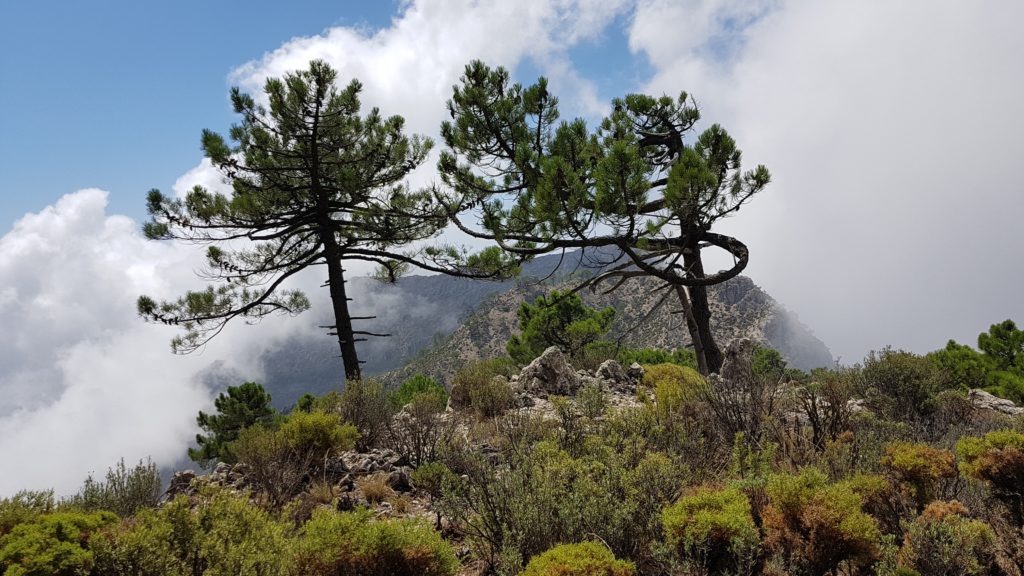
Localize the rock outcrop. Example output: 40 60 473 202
969 388 1024 416
517 346 581 397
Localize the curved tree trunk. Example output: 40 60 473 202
683 242 724 374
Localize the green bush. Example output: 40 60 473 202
762 468 880 575
662 485 760 574
469 376 514 419
899 501 998 576
339 379 393 451
956 429 1024 524
879 442 956 512
0 491 55 537
91 487 289 576
278 410 359 457
289 507 458 576
861 348 949 421
642 363 705 423
0 509 117 575
522 542 635 576
391 374 447 408
388 391 450 466
62 458 162 518
449 358 517 411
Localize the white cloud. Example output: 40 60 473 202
0 190 319 495
630 0 1024 362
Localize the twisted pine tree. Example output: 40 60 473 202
139 60 511 380
438 61 770 374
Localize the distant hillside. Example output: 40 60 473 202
255 250 832 407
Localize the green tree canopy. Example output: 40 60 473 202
189 381 275 467
138 60 514 381
438 61 770 374
506 290 614 364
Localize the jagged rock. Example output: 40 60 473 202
519 346 581 396
596 359 638 393
717 338 758 381
969 389 1024 416
388 468 413 492
627 362 644 382
163 470 197 501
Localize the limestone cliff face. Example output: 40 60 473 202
254 251 832 407
376 273 833 389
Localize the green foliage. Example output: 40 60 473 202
92 487 289 576
956 429 1024 524
927 319 1024 403
0 509 116 575
879 442 955 511
189 381 275 466
522 542 635 576
278 410 359 457
338 379 393 451
391 374 447 408
899 501 998 576
290 507 458 576
438 439 683 571
63 458 162 518
662 486 760 574
752 345 787 382
448 358 518 411
506 291 614 365
861 348 950 421
618 347 697 370
0 491 55 537
469 376 514 420
231 411 357 508
763 468 880 575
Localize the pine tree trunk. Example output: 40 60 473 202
675 286 710 375
323 235 362 381
683 243 723 374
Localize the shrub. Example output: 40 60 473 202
899 501 998 576
643 363 705 423
63 457 162 517
391 374 447 408
289 507 458 576
92 486 289 576
522 542 636 576
0 509 117 575
387 391 451 466
880 442 956 512
278 409 359 458
0 490 55 536
449 358 518 410
190 381 276 466
662 485 760 574
956 429 1024 524
577 381 609 419
339 379 393 451
861 348 948 421
469 376 514 419
762 468 880 575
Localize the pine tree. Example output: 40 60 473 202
438 61 770 374
139 60 512 380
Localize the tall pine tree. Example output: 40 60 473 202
438 62 770 374
139 60 511 380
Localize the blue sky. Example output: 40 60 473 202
0 2 396 227
0 1 645 230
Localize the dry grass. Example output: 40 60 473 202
356 472 395 504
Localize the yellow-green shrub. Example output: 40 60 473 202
289 507 458 576
522 542 635 576
956 429 1024 523
880 441 956 511
763 468 880 575
91 486 289 576
661 485 760 574
642 363 705 422
0 509 117 575
899 500 998 576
